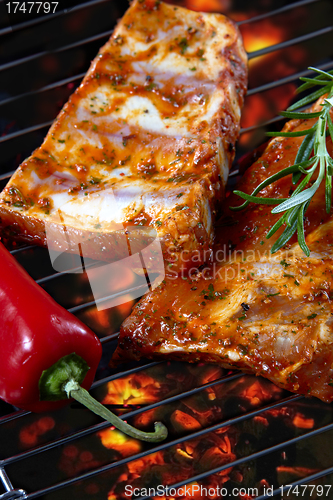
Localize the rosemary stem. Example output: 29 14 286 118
231 66 333 255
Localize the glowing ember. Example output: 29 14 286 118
240 18 286 66
171 410 202 431
91 367 324 500
239 379 280 406
240 83 297 149
19 416 55 448
102 373 162 407
292 413 315 429
97 428 142 457
184 0 231 12
276 465 321 481
105 431 236 500
80 295 136 336
58 443 101 477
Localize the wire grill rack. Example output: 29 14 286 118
0 0 333 498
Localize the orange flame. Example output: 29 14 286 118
277 465 320 480
184 0 231 12
80 295 136 336
241 21 285 69
239 379 279 405
171 410 202 432
97 428 142 457
102 372 162 406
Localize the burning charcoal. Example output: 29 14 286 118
170 410 201 432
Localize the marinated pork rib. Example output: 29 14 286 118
0 0 247 271
112 103 333 403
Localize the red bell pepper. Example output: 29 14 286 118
0 242 167 442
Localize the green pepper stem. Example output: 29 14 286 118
64 380 168 443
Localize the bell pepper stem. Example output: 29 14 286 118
64 379 168 443
39 353 168 442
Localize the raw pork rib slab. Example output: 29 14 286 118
0 0 247 270
112 101 333 403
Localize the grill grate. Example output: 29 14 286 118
0 0 333 498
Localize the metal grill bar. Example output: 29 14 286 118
247 25 333 60
237 0 319 26
91 360 163 389
0 468 14 492
0 73 86 107
99 332 119 343
0 172 15 182
241 74 333 134
240 115 286 135
0 29 113 73
0 467 26 500
35 259 112 285
67 283 149 314
247 61 333 96
9 245 37 255
0 121 52 143
0 410 28 425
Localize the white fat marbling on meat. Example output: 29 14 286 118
201 196 212 236
198 90 224 123
216 137 229 185
49 192 77 211
116 95 193 138
226 350 241 361
53 189 125 224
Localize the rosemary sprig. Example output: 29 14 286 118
231 67 333 256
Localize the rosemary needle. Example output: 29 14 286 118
231 67 333 256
